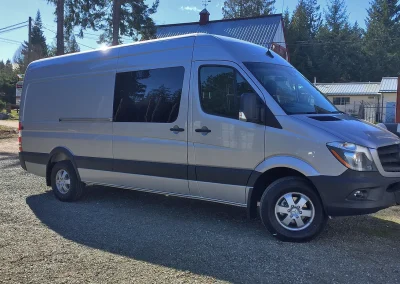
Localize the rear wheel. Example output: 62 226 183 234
259 177 327 242
51 161 83 201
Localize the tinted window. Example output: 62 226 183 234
199 66 257 120
244 62 339 114
114 67 184 123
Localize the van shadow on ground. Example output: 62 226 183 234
26 185 400 283
0 152 20 169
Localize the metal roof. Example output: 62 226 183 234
380 77 398 93
156 14 282 48
315 82 381 96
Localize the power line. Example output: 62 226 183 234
0 39 21 46
0 25 28 35
42 26 56 34
256 37 400 47
77 33 99 41
0 21 28 31
43 25 96 49
43 22 131 41
80 31 99 37
42 23 56 29
81 31 130 41
0 37 21 44
76 41 96 49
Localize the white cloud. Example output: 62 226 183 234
180 6 201 12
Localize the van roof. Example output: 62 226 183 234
29 33 204 63
26 33 290 80
28 33 269 63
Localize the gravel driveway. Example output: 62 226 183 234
1 139 399 283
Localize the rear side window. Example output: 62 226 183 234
113 66 185 123
199 66 256 120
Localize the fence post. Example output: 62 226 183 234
396 76 400 123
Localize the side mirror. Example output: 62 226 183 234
239 93 263 123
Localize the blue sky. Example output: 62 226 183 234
0 0 370 62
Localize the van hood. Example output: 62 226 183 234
292 114 400 149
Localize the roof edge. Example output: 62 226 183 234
315 82 381 85
156 13 283 28
325 93 381 96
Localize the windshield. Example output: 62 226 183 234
244 62 339 115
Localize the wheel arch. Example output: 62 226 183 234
46 147 80 186
246 157 322 219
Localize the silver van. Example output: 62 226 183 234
19 34 400 241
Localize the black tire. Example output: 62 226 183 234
259 177 327 242
51 161 83 202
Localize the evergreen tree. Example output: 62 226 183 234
31 10 48 59
364 0 400 80
0 60 18 104
313 0 366 82
283 0 398 82
304 0 322 38
324 0 347 35
283 8 290 29
344 21 368 81
285 0 322 80
222 0 276 19
65 35 81 54
13 10 48 73
63 0 159 46
47 42 57 58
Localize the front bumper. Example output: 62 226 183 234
310 170 400 216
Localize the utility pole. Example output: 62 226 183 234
112 0 120 46
28 16 32 64
56 0 65 55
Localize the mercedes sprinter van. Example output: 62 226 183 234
19 34 400 241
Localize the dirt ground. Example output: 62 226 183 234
0 120 18 128
0 138 18 152
0 138 399 284
0 120 18 140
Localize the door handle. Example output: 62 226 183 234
170 125 185 133
195 126 211 134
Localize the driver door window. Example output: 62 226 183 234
199 66 257 120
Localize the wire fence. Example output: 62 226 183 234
337 101 396 124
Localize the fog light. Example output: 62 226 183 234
353 190 367 199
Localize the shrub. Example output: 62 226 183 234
0 100 6 112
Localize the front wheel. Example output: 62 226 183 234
260 177 327 242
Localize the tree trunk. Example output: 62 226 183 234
112 0 121 46
56 0 65 55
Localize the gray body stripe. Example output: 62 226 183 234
20 152 256 186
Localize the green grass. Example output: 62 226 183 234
0 109 19 120
8 109 19 120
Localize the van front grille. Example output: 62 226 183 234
377 144 400 172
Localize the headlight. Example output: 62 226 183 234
327 142 376 171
